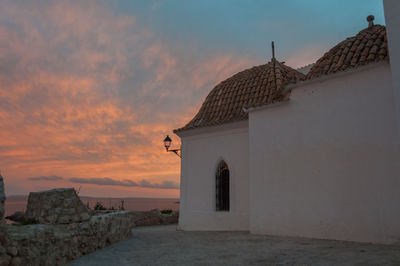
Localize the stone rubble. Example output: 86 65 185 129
4 212 25 224
25 188 91 224
131 209 179 227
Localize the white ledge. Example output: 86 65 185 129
288 60 389 90
174 120 248 138
244 99 291 113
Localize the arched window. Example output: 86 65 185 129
216 160 229 211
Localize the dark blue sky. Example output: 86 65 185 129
114 0 384 65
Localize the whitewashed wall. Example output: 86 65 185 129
176 122 249 231
249 63 400 243
384 0 400 136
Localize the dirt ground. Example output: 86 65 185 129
68 225 400 266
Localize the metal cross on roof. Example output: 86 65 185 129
271 41 278 91
271 41 275 60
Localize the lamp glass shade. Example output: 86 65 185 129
163 135 172 149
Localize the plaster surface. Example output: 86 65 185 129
249 63 400 243
178 122 249 231
68 225 400 266
384 0 400 135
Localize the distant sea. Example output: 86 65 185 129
4 195 180 217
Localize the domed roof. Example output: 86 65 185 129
174 60 305 132
307 23 388 79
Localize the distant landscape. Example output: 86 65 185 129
5 195 179 217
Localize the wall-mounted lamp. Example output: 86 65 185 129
163 135 181 158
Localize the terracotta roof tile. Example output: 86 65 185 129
174 60 305 132
306 25 388 79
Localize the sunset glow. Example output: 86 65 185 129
0 0 384 197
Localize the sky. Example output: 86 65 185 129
0 0 385 198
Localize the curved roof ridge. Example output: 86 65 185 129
306 24 388 79
174 60 305 132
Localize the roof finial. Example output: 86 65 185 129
271 41 275 61
271 41 278 92
367 15 374 28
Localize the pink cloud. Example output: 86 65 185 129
0 0 258 197
285 44 327 69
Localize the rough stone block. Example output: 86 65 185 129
11 257 22 266
7 246 18 256
25 188 91 224
0 254 11 266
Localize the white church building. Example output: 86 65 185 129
172 1 400 244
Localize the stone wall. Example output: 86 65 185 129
25 188 91 224
131 209 179 226
4 211 135 266
0 182 179 265
0 174 5 222
0 174 12 265
93 209 179 227
0 226 11 266
0 185 136 266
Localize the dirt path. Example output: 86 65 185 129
68 225 400 266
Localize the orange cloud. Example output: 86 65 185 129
0 0 258 198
